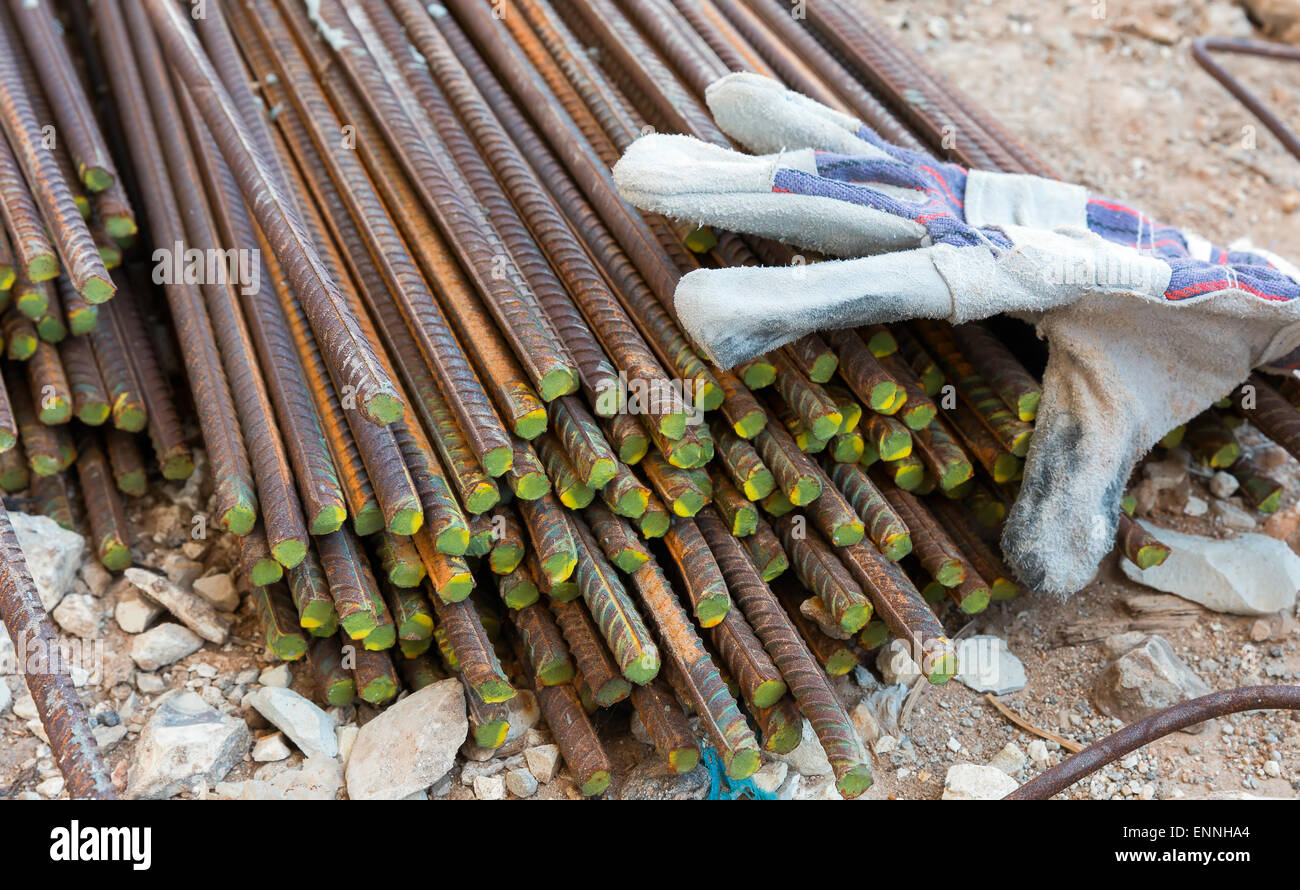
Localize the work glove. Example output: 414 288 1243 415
612 73 1300 597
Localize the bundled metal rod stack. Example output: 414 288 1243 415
7 0 1294 800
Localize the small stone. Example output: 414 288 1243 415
776 719 832 776
987 742 1027 776
955 636 1026 695
1250 619 1271 642
52 593 102 639
336 724 360 763
1120 522 1300 615
751 760 788 794
1209 471 1239 499
946 736 962 753
246 686 337 759
877 638 921 685
126 568 230 644
618 759 709 800
1212 500 1257 531
135 672 166 694
253 732 293 762
873 734 898 755
161 552 204 589
345 678 467 800
0 679 11 715
1264 760 1282 778
942 762 1019 800
35 776 65 798
1027 740 1050 765
79 561 112 597
524 744 560 784
192 573 240 612
1183 495 1209 516
505 768 538 798
215 755 343 800
127 692 250 798
258 664 292 688
473 774 505 800
849 700 882 745
1093 635 1212 731
191 662 218 679
129 623 203 671
13 692 38 721
93 724 128 752
115 587 164 634
9 512 86 611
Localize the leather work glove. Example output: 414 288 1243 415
612 73 1300 596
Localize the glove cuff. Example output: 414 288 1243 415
965 170 1088 231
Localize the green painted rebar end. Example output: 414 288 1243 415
859 622 889 650
27 254 58 282
741 469 775 502
666 442 703 469
669 748 701 774
359 677 398 705
29 455 62 477
299 600 337 631
353 508 385 537
112 405 147 434
502 581 539 610
537 659 575 687
558 482 594 509
511 470 550 501
892 464 924 491
902 405 936 430
760 557 788 582
465 482 500 515
38 403 71 425
104 216 138 240
268 635 308 661
684 225 717 253
0 433 15 453
868 381 902 414
0 267 13 291
612 551 649 573
960 587 991 614
580 771 611 797
612 487 648 518
837 766 874 798
883 533 912 562
98 246 122 269
789 477 821 506
37 317 66 343
732 510 758 538
672 491 705 517
83 167 114 192
477 678 517 704
388 564 426 588
369 393 406 425
1134 545 1170 570
740 362 776 390
249 557 283 587
826 649 857 677
482 445 513 478
734 410 766 439
593 677 631 707
387 507 424 537
935 560 966 588
222 503 256 536
810 412 842 441
694 594 730 628
1010 430 1033 459
807 354 838 383
489 545 525 575
752 678 787 710
161 454 195 480
9 336 37 361
309 504 348 535
99 541 132 572
324 680 357 708
618 436 649 465
515 407 548 441
659 411 687 440
585 458 616 489
991 579 1020 601
270 538 307 570
542 552 577 585
831 521 865 547
438 573 476 603
539 368 579 402
697 380 723 411
640 511 670 538
840 603 871 635
435 525 471 556
927 653 958 685
68 308 98 336
467 530 493 558
878 431 912 462
725 748 761 782
81 276 115 304
624 653 660 686
939 461 974 491
16 290 47 319
765 721 802 755
362 624 397 651
1017 392 1040 422
474 720 509 749
341 613 378 641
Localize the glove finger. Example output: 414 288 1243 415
613 133 926 257
705 72 930 163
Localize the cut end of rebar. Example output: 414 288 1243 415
580 771 611 797
959 586 991 614
434 525 471 556
67 306 98 336
733 410 766 439
810 412 842 441
161 452 195 481
465 482 501 515
437 572 476 603
474 720 509 750
764 721 802 755
901 404 936 431
725 747 761 781
751 678 787 710
105 215 138 240
740 362 776 389
310 504 348 535
16 291 47 319
249 557 283 587
359 677 398 705
640 511 670 538
831 435 864 463
1017 392 1040 422
8 335 37 361
991 578 1020 600
324 679 357 708
539 368 580 402
537 659 575 686
558 482 595 510
836 765 874 798
1134 544 1171 569
481 445 513 478
592 676 631 707
859 621 889 649
891 463 924 491
789 477 821 506
840 602 871 635
27 254 59 282
0 267 13 291
760 555 788 582
362 624 397 651
668 747 701 774
878 431 912 462
671 490 705 517
831 520 865 547
221 501 256 536
112 403 147 434
694 593 731 628
83 166 115 192
659 411 687 440
271 538 308 570
511 470 551 501
367 391 406 425
502 581 539 610
731 508 758 537
39 402 72 425
513 407 548 441
869 381 904 414
697 379 724 411
927 652 958 685
476 678 517 704
624 652 661 685
99 540 132 571
542 552 577 585
300 600 337 631
389 561 427 588
935 560 966 588
741 471 775 501
684 224 717 253
0 432 15 453
612 550 649 573
81 276 116 304
939 461 974 491
806 353 837 383
613 487 649 518
586 458 617 489
666 442 704 469
353 507 386 537
618 435 649 464
1010 429 1033 458
341 612 379 641
30 454 63 477
387 506 424 537
826 649 857 676
490 544 525 575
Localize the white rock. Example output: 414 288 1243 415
127 692 250 798
253 732 292 762
93 724 128 752
1212 500 1257 530
115 587 164 634
336 724 360 763
258 664 292 688
751 760 788 794
1120 522 1300 615
345 678 467 800
524 744 560 784
215 755 343 800
987 742 1027 776
955 635 1026 695
1209 471 1239 499
1264 760 1282 778
942 762 1019 800
1093 635 1212 729
192 573 240 612
13 692 37 720
776 719 831 776
505 768 538 798
946 736 962 753
849 700 882 746
53 593 102 639
136 671 166 694
80 561 112 597
1027 740 1050 765
10 512 85 611
36 776 65 798
130 623 203 671
126 567 229 644
1183 495 1209 516
873 734 898 755
246 686 337 759
0 678 11 714
473 774 505 800
876 638 921 686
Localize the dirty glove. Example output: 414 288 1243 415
612 73 1300 596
